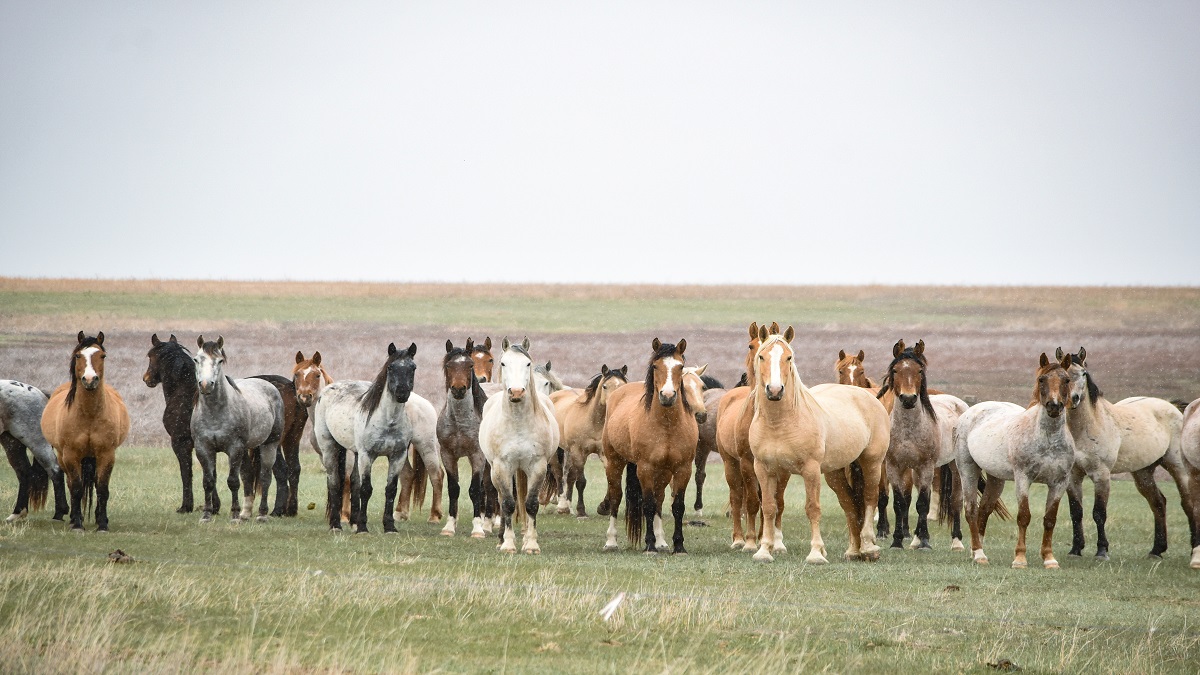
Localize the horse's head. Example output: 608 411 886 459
836 349 870 387
534 361 564 396
682 364 709 424
500 337 534 403
1056 346 1098 410
754 326 797 401
744 321 780 380
293 350 328 407
443 340 477 400
72 331 107 392
644 338 687 409
194 335 226 396
385 342 417 404
598 364 629 404
1034 352 1073 418
466 336 494 383
885 339 929 411
143 333 180 388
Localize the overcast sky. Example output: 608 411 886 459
2 2 1197 285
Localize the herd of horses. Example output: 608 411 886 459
3 326 1199 570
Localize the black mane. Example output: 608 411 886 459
153 340 195 390
580 372 604 404
360 349 408 421
876 347 934 418
642 342 692 413
700 374 724 390
65 336 105 407
445 347 487 417
1067 353 1103 404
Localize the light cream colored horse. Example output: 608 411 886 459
1180 397 1200 568
749 328 890 563
551 364 628 517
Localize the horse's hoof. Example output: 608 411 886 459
499 546 516 554
440 529 455 537
523 547 541 555
730 540 745 550
972 551 988 565
427 515 441 524
908 536 921 550
5 513 25 524
71 527 84 534
95 528 108 533
470 531 486 539
576 514 589 520
845 551 863 561
52 514 66 522
199 515 212 524
603 543 619 552
556 507 570 515
1011 559 1028 569
861 543 881 556
804 552 828 565
256 515 270 523
1044 559 1060 569
917 543 933 551
1095 552 1110 562
890 541 904 549
1147 552 1164 560
950 539 965 552
753 549 774 563
860 549 881 562
329 527 342 534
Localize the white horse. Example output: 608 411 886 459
1180 398 1200 568
956 353 1075 568
190 336 284 523
478 337 560 554
313 342 442 533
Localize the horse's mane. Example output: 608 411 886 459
1066 353 1103 404
700 374 724 390
65 336 105 407
360 348 408 421
876 348 934 418
642 342 692 413
752 334 806 412
445 347 487 417
735 372 748 388
580 373 604 404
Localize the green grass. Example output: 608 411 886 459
1 448 1197 673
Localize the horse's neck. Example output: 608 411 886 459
1035 406 1071 443
197 377 234 412
891 400 936 435
370 392 408 425
444 388 479 421
162 365 195 402
72 381 110 413
647 396 690 428
1068 394 1115 435
587 393 607 426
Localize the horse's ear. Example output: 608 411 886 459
620 365 628 377
169 334 178 343
857 349 865 362
914 340 925 355
215 335 223 351
770 321 780 335
784 326 795 343
77 331 86 344
677 338 687 355
484 337 492 351
695 363 708 376
521 337 530 351
1077 346 1086 363
296 351 305 364
758 324 768 341
388 342 397 356
197 335 205 349
601 364 609 376
544 361 552 371
1039 352 1050 368
312 351 322 366
152 333 162 347
838 349 846 360
893 340 905 357
1055 347 1064 361
465 337 475 351
407 342 417 357
1059 353 1073 370
96 331 104 346
446 339 454 353
652 337 662 351
502 336 511 351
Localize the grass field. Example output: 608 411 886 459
1 448 1198 674
1 279 1198 673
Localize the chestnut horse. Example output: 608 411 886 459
835 349 877 388
40 332 131 531
292 350 348 521
600 339 699 554
468 337 495 383
551 364 629 517
956 353 1075 568
748 328 889 563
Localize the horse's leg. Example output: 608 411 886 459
171 436 194 513
1157 450 1199 558
484 461 501 531
637 464 658 554
600 455 624 551
978 476 1005 544
523 461 547 554
739 455 761 551
238 446 256 521
558 447 578 515
876 479 891 540
468 453 487 538
1012 472 1032 569
396 454 415 522
270 451 288 518
949 464 965 551
825 467 865 561
2 436 31 522
652 473 670 552
722 456 746 549
1041 479 1066 569
320 440 346 531
414 437 444 523
670 464 690 554
61 450 85 531
195 444 217 524
1188 464 1200 569
490 461 517 553
899 469 914 542
772 473 790 552
1090 468 1112 561
441 450 461 536
913 464 934 550
356 451 374 534
257 443 278 522
383 453 404 533
751 459 779 562
887 461 906 549
94 453 115 532
1131 466 1169 558
1066 465 1087 557
574 451 590 518
959 458 985 563
693 445 708 517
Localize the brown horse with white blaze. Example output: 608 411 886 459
40 332 131 531
600 339 699 554
836 349 877 388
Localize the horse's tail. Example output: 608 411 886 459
515 470 528 528
411 451 428 511
81 457 97 522
937 464 954 525
28 461 49 513
981 475 1012 521
247 447 263 499
624 462 643 544
848 462 866 531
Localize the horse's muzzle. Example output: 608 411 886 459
658 392 678 407
694 410 708 425
450 386 468 400
508 387 525 402
82 377 100 391
765 385 784 401
142 372 158 388
1045 401 1065 418
899 394 918 409
296 393 314 407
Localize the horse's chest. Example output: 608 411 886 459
66 426 119 453
359 420 411 454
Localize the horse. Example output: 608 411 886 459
478 337 560 553
1058 347 1197 562
956 352 1076 568
313 342 443 532
874 339 969 551
600 338 699 554
436 340 493 538
468 337 495 383
748 327 890 563
551 364 629 517
1181 398 1200 568
293 350 349 521
40 332 131 531
836 349 877 388
143 334 199 513
189 336 284 523
1 380 68 522
688 369 723 518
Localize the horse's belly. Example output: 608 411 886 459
966 425 1015 481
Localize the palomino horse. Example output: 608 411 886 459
190 336 284 523
836 349 877 388
875 340 969 551
600 338 699 554
956 353 1075 568
436 340 492 538
1181 398 1200 568
313 342 442 532
1 380 68 522
749 328 889 563
479 337 560 553
551 364 629 517
1058 347 1197 562
293 350 350 522
40 332 131 531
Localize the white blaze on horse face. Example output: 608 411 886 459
79 346 101 383
846 364 857 383
660 357 681 398
768 344 785 390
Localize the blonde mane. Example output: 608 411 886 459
751 333 808 418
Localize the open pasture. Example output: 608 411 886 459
1 280 1199 672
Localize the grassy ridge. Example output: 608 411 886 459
1 448 1197 673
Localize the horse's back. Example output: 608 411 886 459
809 383 889 471
313 380 369 449
235 377 284 443
1 380 49 440
955 401 1024 479
1111 396 1183 473
930 394 969 466
406 394 439 448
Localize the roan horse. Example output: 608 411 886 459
748 327 890 563
1 380 68 522
874 340 969 551
956 353 1076 568
1181 398 1200 568
1058 347 1197 563
40 332 131 531
551 364 629 517
313 342 442 533
478 337 560 553
436 340 493 538
600 338 699 554
190 336 284 523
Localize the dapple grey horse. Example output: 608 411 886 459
1 380 68 522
